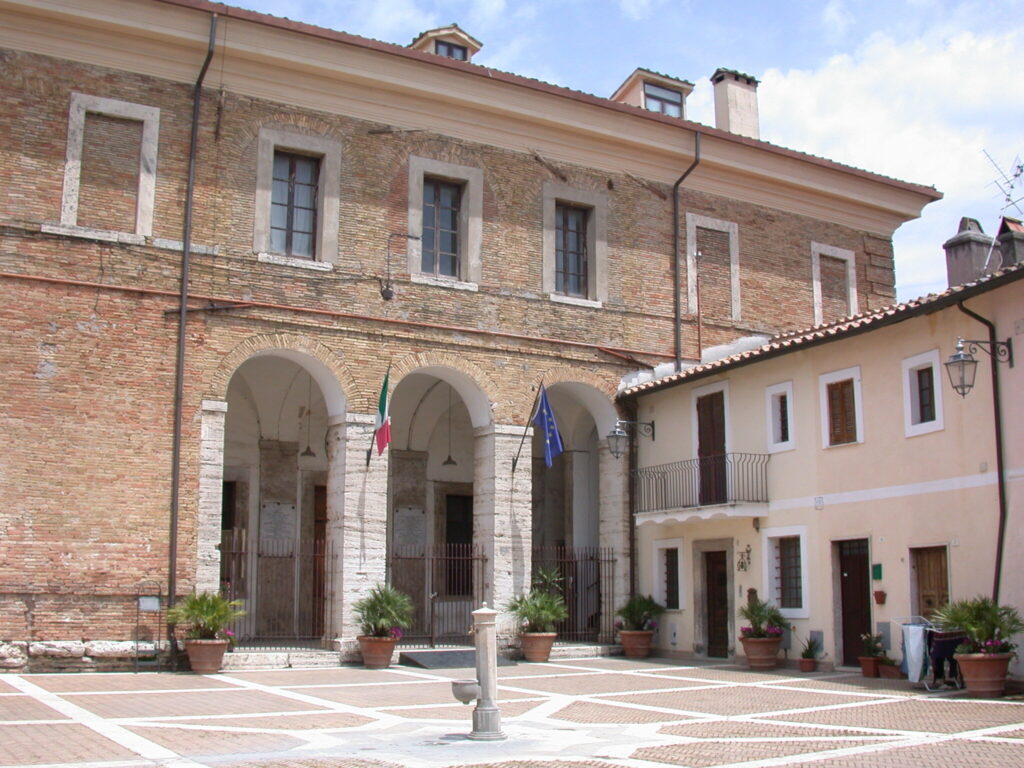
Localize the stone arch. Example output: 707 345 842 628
206 333 355 422
538 367 620 438
389 352 497 428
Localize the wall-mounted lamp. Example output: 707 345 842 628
606 419 655 459
736 544 752 572
944 336 1013 397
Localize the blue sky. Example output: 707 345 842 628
234 0 1023 301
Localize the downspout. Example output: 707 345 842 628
672 131 701 372
955 301 1009 602
168 13 218 661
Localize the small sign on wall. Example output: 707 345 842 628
393 506 426 551
260 502 296 540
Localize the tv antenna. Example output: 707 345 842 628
981 150 1023 270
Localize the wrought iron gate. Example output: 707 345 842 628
391 543 485 647
221 529 335 648
532 546 616 643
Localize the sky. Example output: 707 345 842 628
234 0 1023 302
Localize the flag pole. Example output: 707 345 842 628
511 381 543 475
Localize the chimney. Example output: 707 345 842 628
943 217 996 287
997 216 1024 268
711 68 759 139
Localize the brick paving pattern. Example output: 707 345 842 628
0 659 1022 767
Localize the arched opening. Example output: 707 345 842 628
220 353 341 646
387 367 487 646
532 381 619 642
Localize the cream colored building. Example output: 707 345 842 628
620 252 1023 676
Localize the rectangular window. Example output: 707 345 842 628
270 151 319 259
555 203 589 297
765 381 794 453
777 536 802 609
777 394 790 443
916 367 935 423
643 82 682 117
435 40 467 60
902 350 944 437
663 548 680 610
811 242 857 325
422 178 462 278
762 525 808 619
827 379 856 445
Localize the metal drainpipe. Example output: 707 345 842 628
672 131 701 372
955 301 1009 602
168 13 218 664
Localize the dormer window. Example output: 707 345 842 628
643 82 683 117
435 40 467 60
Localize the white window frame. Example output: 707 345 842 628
254 127 341 269
46 92 161 243
542 182 607 306
408 156 482 290
761 524 809 619
765 380 795 453
686 213 740 321
902 349 944 438
811 242 857 324
653 537 684 611
818 365 864 448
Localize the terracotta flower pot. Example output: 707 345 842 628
739 636 781 670
858 656 880 677
184 639 229 674
619 630 654 659
798 657 817 673
878 663 904 679
358 635 398 669
520 632 557 662
955 652 1012 698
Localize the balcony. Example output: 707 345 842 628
633 453 770 525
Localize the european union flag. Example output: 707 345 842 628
533 385 563 468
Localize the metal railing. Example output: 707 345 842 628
391 543 486 648
532 546 617 644
634 453 770 513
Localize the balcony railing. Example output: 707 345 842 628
634 453 770 513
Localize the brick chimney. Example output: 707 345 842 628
711 68 759 139
943 217 996 287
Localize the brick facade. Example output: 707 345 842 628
0 0 936 669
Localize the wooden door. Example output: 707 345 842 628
312 485 327 637
912 546 948 619
838 539 871 666
705 551 729 657
696 391 727 505
444 495 473 596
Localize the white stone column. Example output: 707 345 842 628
195 399 227 593
474 423 532 639
327 414 389 654
599 443 631 624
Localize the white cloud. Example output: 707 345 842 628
821 0 854 39
757 27 1024 299
616 0 665 21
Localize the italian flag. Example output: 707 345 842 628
373 367 391 456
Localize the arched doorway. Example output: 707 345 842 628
531 381 621 643
386 367 489 646
219 353 341 646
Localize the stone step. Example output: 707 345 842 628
220 649 341 670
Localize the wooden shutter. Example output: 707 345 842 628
827 379 856 445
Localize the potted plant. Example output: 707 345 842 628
167 591 245 674
507 587 568 662
858 632 884 677
615 595 665 659
798 634 821 672
352 583 414 669
738 597 786 669
877 655 903 679
932 596 1024 697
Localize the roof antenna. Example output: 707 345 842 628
982 150 1024 270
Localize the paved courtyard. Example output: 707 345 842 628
2 657 1023 767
